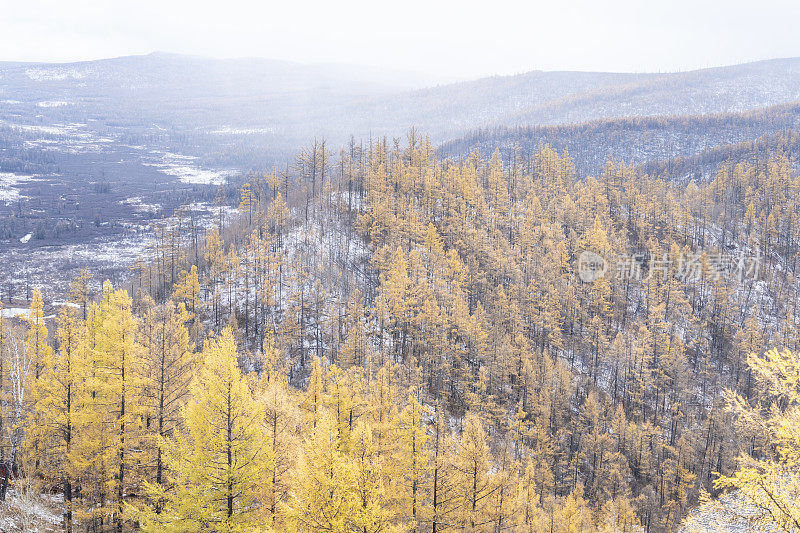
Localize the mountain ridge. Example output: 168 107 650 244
3 53 800 167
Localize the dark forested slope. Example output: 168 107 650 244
442 102 800 178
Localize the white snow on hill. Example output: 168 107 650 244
680 492 779 532
26 66 91 81
36 100 71 108
0 307 32 318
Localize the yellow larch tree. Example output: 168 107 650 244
714 347 800 531
256 366 299 530
287 409 357 532
397 389 429 527
138 328 271 532
32 304 84 532
137 296 197 510
453 414 497 531
172 265 202 344
94 281 144 531
23 289 53 473
350 418 398 532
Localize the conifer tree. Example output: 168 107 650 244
257 368 299 530
139 328 271 532
93 282 143 532
33 305 83 531
288 409 356 532
397 389 429 526
453 414 496 530
715 348 800 531
137 297 196 504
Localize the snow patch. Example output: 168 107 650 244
145 151 235 185
0 489 63 532
119 196 161 214
0 172 35 204
53 301 81 309
9 123 83 136
26 66 90 81
1 307 32 319
36 100 71 108
208 126 275 135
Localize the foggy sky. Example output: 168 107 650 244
2 0 799 80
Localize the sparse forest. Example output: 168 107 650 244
2 133 800 532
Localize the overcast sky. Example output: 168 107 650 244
2 0 799 80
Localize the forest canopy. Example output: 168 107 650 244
1 135 799 532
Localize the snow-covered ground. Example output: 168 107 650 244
208 125 275 135
680 492 779 532
145 151 235 185
6 121 116 155
119 196 162 214
0 172 36 204
0 307 33 319
0 234 152 298
0 489 62 532
0 201 235 298
5 121 91 139
25 65 91 81
25 136 115 155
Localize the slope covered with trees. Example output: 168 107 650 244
1 134 799 532
442 103 800 179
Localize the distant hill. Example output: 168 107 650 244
329 70 659 140
0 52 438 163
492 58 800 127
3 53 800 167
351 57 800 141
0 51 435 98
440 102 800 179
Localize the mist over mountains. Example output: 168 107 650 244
3 53 800 169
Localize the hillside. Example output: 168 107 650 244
3 134 800 532
441 102 800 178
0 51 434 99
4 54 800 168
495 57 800 127
3 50 800 532
5 54 800 298
0 52 437 163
